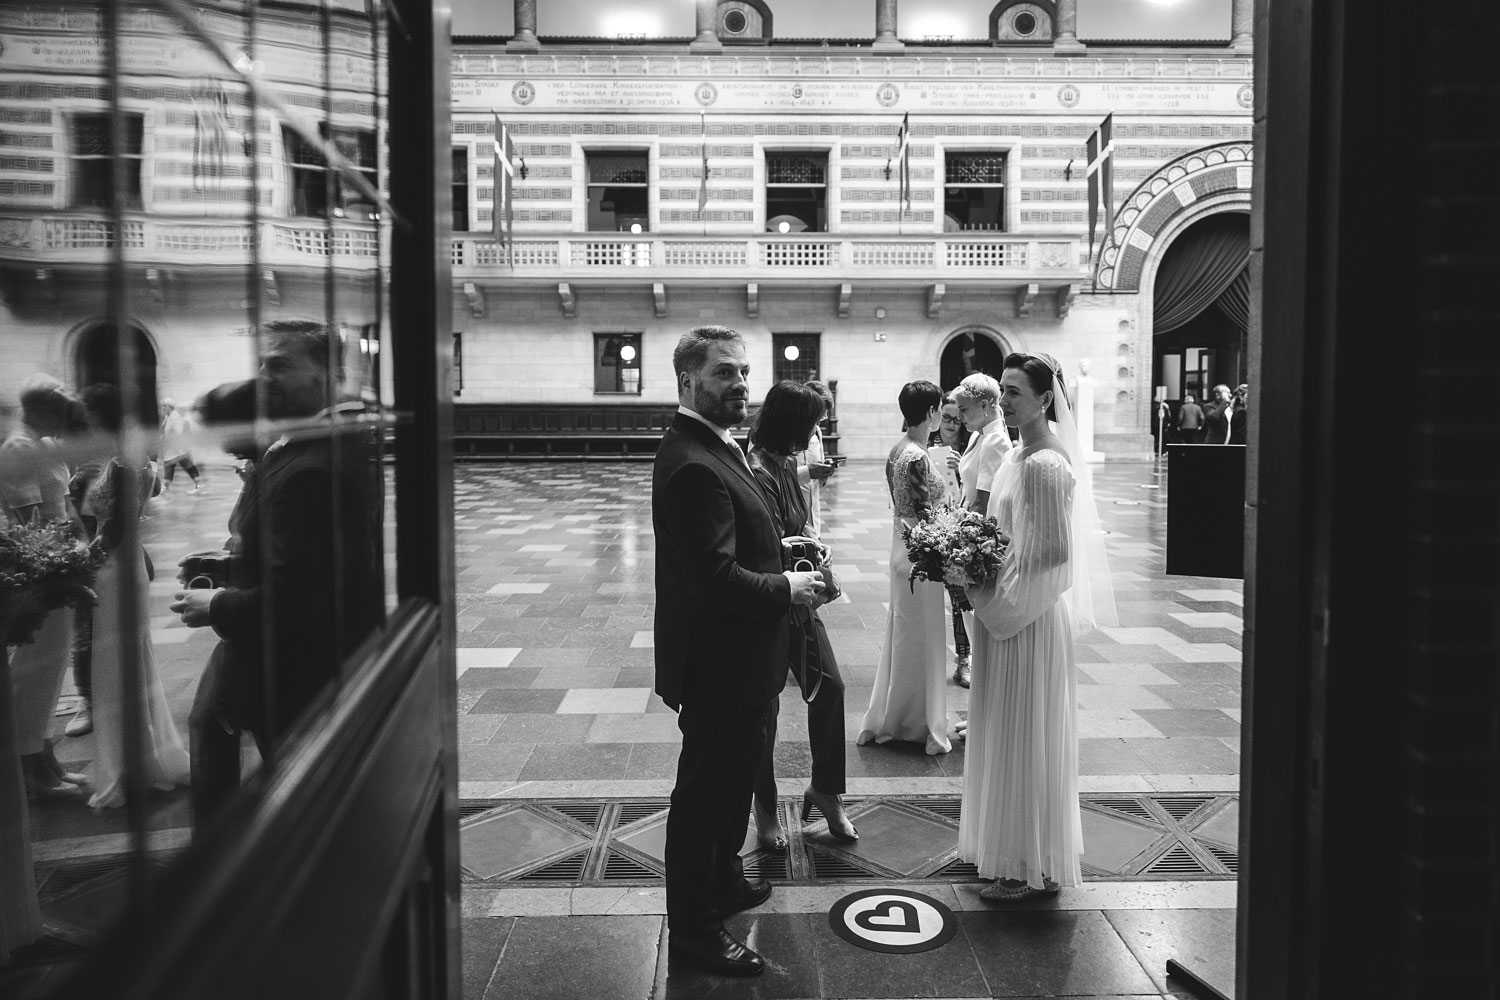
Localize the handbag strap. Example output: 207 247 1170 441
789 604 823 704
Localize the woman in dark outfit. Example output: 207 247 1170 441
747 380 857 849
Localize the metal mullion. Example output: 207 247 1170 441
104 0 150 925
320 0 351 695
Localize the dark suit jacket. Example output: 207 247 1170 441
1203 403 1231 444
1228 407 1248 445
653 413 791 711
208 428 383 733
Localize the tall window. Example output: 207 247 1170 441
285 124 379 220
452 147 469 232
594 333 642 394
452 332 464 396
772 333 821 384
586 151 648 232
70 112 143 209
765 152 828 233
944 151 1007 231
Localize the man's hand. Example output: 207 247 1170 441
784 570 825 606
170 588 221 628
808 460 836 482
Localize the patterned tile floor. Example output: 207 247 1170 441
16 458 1244 999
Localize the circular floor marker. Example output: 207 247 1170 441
828 888 957 954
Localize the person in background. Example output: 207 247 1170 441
1228 384 1250 445
1 375 88 799
796 380 837 538
1177 392 1205 443
62 398 101 739
159 399 206 495
929 392 973 687
1202 384 1233 444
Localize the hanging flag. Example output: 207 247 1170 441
492 114 515 254
191 81 235 193
895 112 911 212
1085 113 1115 263
698 110 709 213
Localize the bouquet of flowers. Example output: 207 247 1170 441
902 503 1008 612
0 521 105 647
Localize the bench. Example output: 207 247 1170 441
452 403 840 461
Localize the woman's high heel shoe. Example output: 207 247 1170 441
753 799 787 853
801 786 858 843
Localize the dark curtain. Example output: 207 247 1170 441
1216 266 1251 331
1153 212 1250 334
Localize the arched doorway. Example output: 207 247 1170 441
73 321 160 426
939 328 1008 391
1150 212 1250 444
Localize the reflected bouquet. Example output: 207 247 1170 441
0 522 104 646
901 503 1007 613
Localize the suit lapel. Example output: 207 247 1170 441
677 415 780 529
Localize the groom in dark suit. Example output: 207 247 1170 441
173 320 382 828
653 325 824 977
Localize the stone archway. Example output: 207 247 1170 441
71 319 160 426
1091 143 1254 443
938 326 1012 391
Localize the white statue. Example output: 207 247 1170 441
1074 358 1104 463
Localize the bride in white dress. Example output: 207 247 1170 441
959 353 1116 900
79 387 190 809
858 380 953 756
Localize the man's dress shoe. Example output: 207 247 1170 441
668 927 765 977
712 878 772 918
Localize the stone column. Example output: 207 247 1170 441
873 0 903 49
1231 0 1254 51
690 0 722 51
507 0 539 51
1053 0 1084 53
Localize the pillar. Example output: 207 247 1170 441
873 0 903 49
507 0 539 51
1054 0 1084 53
690 0 722 51
1230 0 1253 51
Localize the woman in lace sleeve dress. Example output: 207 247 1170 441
960 353 1116 901
858 380 954 756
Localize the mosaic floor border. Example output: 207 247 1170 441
458 792 1239 887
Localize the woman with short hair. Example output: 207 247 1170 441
857 380 954 756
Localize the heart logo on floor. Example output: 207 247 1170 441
829 889 957 954
853 900 920 934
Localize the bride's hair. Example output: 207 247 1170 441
1002 352 1067 422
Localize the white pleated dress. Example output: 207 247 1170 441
958 446 1083 888
858 439 952 756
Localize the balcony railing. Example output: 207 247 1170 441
451 233 1087 281
0 213 384 269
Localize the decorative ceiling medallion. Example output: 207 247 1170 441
1056 84 1080 108
511 80 535 106
876 82 900 107
694 81 719 106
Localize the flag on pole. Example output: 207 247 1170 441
698 111 709 213
192 81 234 192
492 114 515 255
1085 113 1115 264
895 112 911 212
